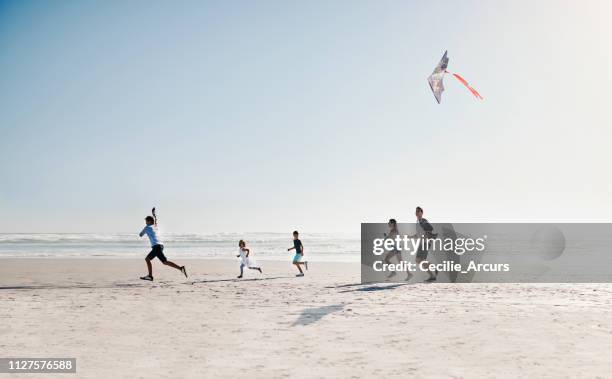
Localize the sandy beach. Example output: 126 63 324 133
0 258 611 378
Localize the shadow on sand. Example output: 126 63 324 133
191 276 293 284
325 282 414 293
338 283 411 293
1 280 413 292
292 304 344 326
0 282 146 291
0 276 299 290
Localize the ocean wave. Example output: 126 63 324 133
0 232 357 244
0 233 360 261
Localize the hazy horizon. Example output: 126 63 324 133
2 0 611 234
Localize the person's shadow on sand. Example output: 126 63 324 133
324 283 411 293
190 276 292 284
292 304 344 326
339 283 410 293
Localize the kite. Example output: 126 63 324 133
427 50 483 104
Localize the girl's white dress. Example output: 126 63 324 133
239 248 257 268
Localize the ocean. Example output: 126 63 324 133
0 233 361 262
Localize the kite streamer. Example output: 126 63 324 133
447 71 483 100
427 51 483 103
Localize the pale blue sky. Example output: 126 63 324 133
1 0 611 233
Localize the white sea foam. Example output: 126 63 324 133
0 233 360 262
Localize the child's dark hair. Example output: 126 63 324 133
293 230 299 236
388 218 397 224
145 216 155 224
416 206 423 213
239 239 245 247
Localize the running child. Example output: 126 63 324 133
236 239 262 278
287 230 308 277
139 207 187 281
383 219 412 281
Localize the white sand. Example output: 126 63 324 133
1 258 612 378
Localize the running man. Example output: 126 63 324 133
414 206 437 282
139 208 188 281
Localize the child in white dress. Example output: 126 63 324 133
237 240 262 278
